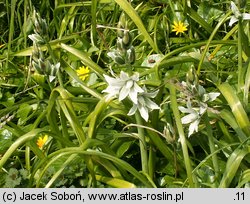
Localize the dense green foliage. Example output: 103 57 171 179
0 0 249 188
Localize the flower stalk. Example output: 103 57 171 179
135 112 149 174
168 83 194 187
204 112 219 185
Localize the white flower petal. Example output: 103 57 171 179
187 100 193 110
231 1 241 18
181 113 198 124
179 106 191 114
144 90 159 98
133 83 144 93
49 75 56 82
188 119 200 137
144 98 160 110
129 88 139 104
207 92 220 102
229 16 238 26
119 85 130 101
131 72 140 81
120 71 129 81
199 104 207 115
242 13 250 20
103 75 122 86
138 105 149 121
102 86 120 95
128 104 137 116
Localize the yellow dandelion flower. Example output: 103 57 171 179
172 21 188 35
76 66 90 81
37 135 48 149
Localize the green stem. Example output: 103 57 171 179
168 84 194 187
135 112 148 174
148 146 155 179
204 112 219 185
25 146 31 173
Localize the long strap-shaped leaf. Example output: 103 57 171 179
114 0 158 52
0 128 45 169
61 43 106 79
219 145 250 187
218 83 250 136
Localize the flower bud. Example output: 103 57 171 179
117 38 126 53
32 61 42 73
38 59 46 73
28 34 45 44
122 30 131 45
163 124 175 144
126 47 135 64
117 21 124 38
114 55 125 65
186 66 199 87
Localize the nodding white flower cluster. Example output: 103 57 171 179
107 13 135 65
179 100 206 137
229 1 250 26
29 10 59 82
102 71 159 121
178 68 220 137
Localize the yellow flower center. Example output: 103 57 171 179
37 135 48 149
76 66 90 81
172 21 188 35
